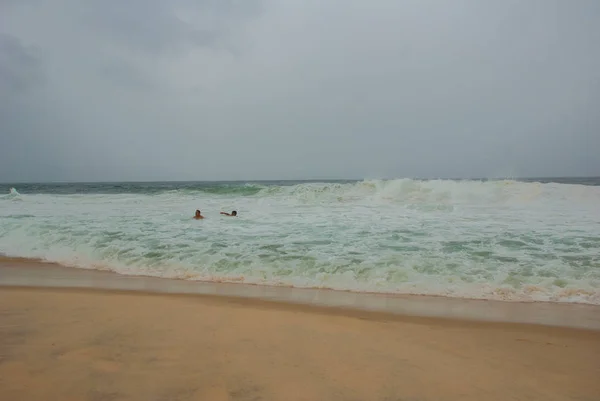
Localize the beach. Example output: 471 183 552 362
3 0 600 397
2 179 600 400
1 262 600 401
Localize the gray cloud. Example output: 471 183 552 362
0 33 53 180
0 33 43 94
1 0 599 182
82 1 214 56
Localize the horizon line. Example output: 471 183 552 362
1 175 599 185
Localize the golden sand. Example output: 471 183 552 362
1 285 599 401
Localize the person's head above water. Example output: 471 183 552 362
231 210 237 216
194 210 204 219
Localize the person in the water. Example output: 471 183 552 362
193 210 204 219
220 210 237 217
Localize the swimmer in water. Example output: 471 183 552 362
193 210 204 219
220 210 237 217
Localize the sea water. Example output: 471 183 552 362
1 178 599 304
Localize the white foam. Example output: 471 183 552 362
1 180 599 304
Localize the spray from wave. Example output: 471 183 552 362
135 178 599 206
1 187 22 201
252 179 599 208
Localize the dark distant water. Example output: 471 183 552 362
1 177 598 195
1 177 599 304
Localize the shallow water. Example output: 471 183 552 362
1 178 599 304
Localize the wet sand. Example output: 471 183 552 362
2 259 599 330
1 262 600 400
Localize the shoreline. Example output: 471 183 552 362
2 255 597 307
1 258 599 330
2 258 600 400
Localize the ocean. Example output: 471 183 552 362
1 178 599 304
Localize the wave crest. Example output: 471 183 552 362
1 187 22 201
255 179 599 205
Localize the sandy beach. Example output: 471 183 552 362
3 0 600 398
1 265 599 401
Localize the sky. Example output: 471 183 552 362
1 0 599 182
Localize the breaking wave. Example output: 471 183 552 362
1 179 599 304
1 187 22 201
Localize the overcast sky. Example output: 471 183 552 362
1 0 599 182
